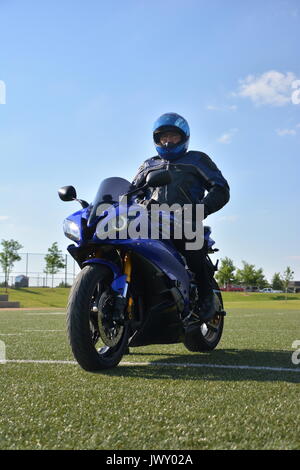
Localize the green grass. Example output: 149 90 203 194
222 291 300 302
1 287 300 309
0 287 70 308
0 300 299 450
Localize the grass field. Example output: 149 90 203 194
0 287 70 308
0 295 299 450
1 287 300 308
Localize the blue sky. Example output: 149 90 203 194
0 0 299 281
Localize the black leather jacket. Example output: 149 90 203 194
130 150 230 217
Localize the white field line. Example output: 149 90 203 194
1 359 300 373
0 333 24 336
0 330 64 335
24 312 65 316
1 359 77 365
24 329 65 332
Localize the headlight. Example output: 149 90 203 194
63 219 81 241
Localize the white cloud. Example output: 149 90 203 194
206 104 237 111
236 70 298 106
0 216 9 221
217 215 238 223
276 128 296 136
218 133 232 144
206 105 219 110
217 128 238 144
276 122 300 136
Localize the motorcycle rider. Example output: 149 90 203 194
130 112 230 323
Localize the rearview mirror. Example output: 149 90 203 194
58 185 77 202
146 170 172 188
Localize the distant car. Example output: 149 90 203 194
259 288 283 293
220 285 244 292
14 275 29 288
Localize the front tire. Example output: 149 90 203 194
67 264 129 372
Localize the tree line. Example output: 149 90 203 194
215 257 294 291
0 239 66 290
0 238 296 292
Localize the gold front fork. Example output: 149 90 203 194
123 252 132 281
123 253 134 318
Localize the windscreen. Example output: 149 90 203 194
87 177 131 226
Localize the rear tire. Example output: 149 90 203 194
184 279 224 352
67 264 129 371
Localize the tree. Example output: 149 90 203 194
0 239 23 292
282 266 294 300
235 261 268 289
235 261 257 287
271 272 284 291
44 243 65 288
254 268 269 289
215 257 236 288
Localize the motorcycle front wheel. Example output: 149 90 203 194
67 264 129 372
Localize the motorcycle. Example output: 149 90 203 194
58 169 226 371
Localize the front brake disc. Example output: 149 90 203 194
97 291 124 347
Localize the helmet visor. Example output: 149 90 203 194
153 126 186 145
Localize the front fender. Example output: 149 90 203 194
82 258 126 294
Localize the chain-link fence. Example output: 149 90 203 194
0 253 80 288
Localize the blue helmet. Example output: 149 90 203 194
153 112 190 159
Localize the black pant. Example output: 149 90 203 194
172 238 213 299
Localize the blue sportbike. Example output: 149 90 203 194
59 170 226 371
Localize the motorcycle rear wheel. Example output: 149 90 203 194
183 280 224 352
67 264 129 372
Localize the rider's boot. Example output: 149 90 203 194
193 274 216 323
197 289 216 323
